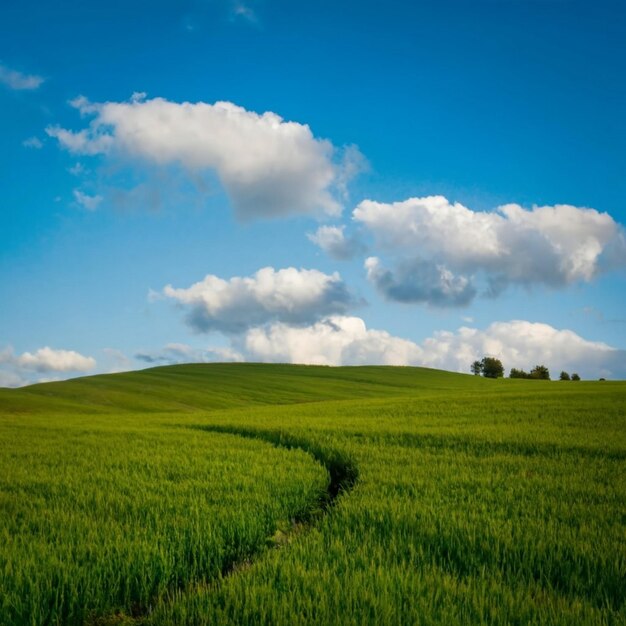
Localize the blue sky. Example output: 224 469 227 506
1 0 625 385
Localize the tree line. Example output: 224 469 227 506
470 357 581 381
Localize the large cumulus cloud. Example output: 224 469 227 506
162 266 358 333
243 316 424 366
417 320 623 377
47 96 362 219
239 316 624 379
0 346 97 387
352 195 626 305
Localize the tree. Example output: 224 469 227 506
530 365 550 380
510 368 529 379
471 360 483 376
481 357 504 379
571 373 581 381
559 371 571 381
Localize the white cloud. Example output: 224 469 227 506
0 370 28 388
308 225 365 260
240 316 624 379
73 189 103 211
0 346 97 386
163 266 357 333
418 320 624 379
15 347 96 372
364 256 476 307
243 316 424 366
47 126 113 155
47 96 362 219
0 63 44 90
354 196 626 304
22 136 43 149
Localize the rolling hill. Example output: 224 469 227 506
1 364 624 625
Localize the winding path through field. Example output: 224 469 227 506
99 425 359 624
196 425 359 501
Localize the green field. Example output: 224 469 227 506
1 364 625 625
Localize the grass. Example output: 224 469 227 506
0 363 624 625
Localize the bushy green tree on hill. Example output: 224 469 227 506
559 371 571 381
572 373 581 381
481 357 504 379
510 368 529 379
530 365 550 380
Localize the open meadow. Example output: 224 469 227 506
1 363 625 625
